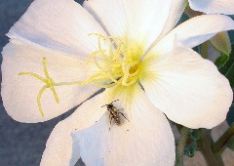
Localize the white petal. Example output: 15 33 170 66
8 0 106 56
159 0 186 37
143 47 233 129
1 39 98 123
189 0 234 15
76 92 175 166
155 15 234 54
84 0 172 48
40 93 108 166
40 123 80 166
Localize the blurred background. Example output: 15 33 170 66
0 0 234 166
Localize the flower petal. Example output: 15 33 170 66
40 123 80 166
40 93 108 166
84 0 172 48
1 39 98 123
143 47 233 129
8 0 106 56
188 0 234 15
155 15 234 54
76 92 175 166
159 0 186 37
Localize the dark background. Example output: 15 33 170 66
0 0 84 166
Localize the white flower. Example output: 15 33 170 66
188 0 234 14
1 0 234 165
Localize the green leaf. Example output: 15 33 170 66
215 54 229 68
200 41 209 59
211 32 231 56
219 45 234 87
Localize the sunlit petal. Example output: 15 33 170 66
143 47 233 129
159 0 186 37
189 0 234 15
84 0 172 48
8 0 106 56
40 93 107 166
1 39 97 122
76 92 175 166
155 15 234 54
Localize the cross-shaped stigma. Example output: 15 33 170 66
19 57 60 117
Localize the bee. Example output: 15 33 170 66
102 100 128 126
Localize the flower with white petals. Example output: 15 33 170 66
189 0 234 14
1 0 234 165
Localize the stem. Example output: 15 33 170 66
213 124 234 153
176 127 190 166
199 129 224 166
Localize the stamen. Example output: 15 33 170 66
87 34 143 88
18 34 145 117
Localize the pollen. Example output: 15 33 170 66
85 34 148 88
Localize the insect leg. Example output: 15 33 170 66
101 104 108 108
119 112 129 121
109 116 113 131
109 113 112 125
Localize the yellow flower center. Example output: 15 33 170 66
83 34 148 89
19 34 152 116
